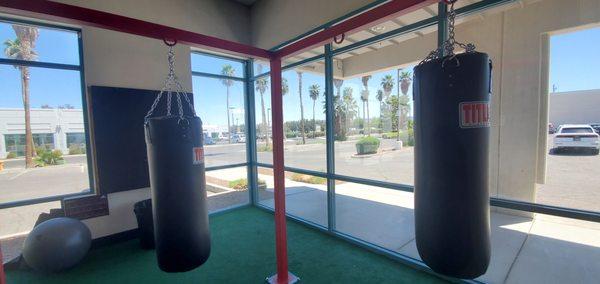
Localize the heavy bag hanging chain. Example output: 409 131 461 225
145 42 196 122
419 0 476 67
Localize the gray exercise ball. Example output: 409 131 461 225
22 217 92 273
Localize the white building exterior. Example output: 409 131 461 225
0 108 85 158
549 89 600 126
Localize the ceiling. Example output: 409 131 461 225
280 0 527 72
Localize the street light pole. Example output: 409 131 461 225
397 68 401 142
229 106 235 137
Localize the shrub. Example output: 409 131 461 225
382 132 399 139
5 152 17 159
356 136 381 147
68 144 86 155
35 149 65 167
335 133 347 141
306 131 325 139
228 178 266 190
285 131 297 138
257 144 272 152
355 136 381 155
398 128 415 146
290 173 326 185
35 146 48 156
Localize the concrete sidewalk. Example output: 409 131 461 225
258 181 600 284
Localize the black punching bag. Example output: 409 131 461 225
413 52 492 279
145 115 210 272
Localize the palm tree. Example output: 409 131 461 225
376 89 384 130
399 71 412 131
380 75 394 133
220 65 235 143
333 79 343 97
360 91 367 134
361 75 371 135
4 25 39 168
342 87 358 133
380 75 394 98
323 81 346 141
282 77 289 97
297 71 306 144
308 84 320 138
255 65 269 147
400 71 412 95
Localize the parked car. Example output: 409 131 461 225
548 123 556 134
590 123 600 134
553 124 600 154
231 134 246 143
203 133 215 145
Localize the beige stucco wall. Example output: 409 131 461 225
250 0 377 49
549 89 600 126
339 0 600 204
37 0 250 238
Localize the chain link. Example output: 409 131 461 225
418 0 476 67
145 45 197 122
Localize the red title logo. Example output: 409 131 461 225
460 102 490 128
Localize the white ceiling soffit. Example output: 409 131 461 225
330 0 528 59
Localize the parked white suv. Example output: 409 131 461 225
553 124 600 155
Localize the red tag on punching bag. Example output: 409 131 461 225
459 102 490 128
192 147 204 165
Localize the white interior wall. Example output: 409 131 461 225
44 0 252 238
250 0 377 49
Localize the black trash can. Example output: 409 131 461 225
134 199 155 249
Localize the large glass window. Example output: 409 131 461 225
332 37 425 186
191 52 250 212
282 58 327 172
4 133 55 156
253 72 272 165
191 52 247 168
257 167 327 227
0 20 89 207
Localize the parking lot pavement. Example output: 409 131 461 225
537 135 600 212
2 135 599 237
0 164 90 204
1 155 88 170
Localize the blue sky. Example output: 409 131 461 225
549 26 600 92
2 21 600 127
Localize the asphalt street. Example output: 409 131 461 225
1 135 598 217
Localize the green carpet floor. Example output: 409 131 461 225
6 207 447 283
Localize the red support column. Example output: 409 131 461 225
0 244 5 284
266 58 298 284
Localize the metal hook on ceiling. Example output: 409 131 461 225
333 33 345 44
163 38 178 47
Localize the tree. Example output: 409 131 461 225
400 71 412 95
325 79 347 140
4 25 39 168
342 87 358 133
220 64 235 143
376 89 384 129
308 84 320 138
380 74 395 133
399 71 412 131
297 71 306 144
381 75 394 98
282 77 289 97
361 75 371 135
255 64 269 147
